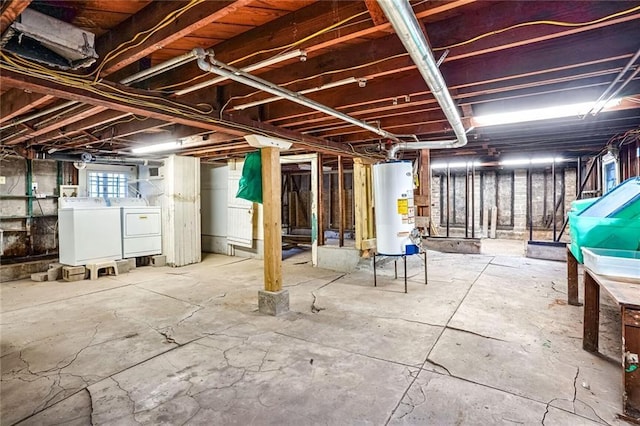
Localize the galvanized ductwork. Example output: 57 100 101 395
378 0 467 159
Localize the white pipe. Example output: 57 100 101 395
592 65 640 115
176 49 307 96
194 48 400 142
378 0 467 159
585 46 640 116
0 100 78 131
119 51 197 85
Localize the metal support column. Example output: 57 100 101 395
471 163 476 238
528 166 533 241
465 163 469 238
552 160 557 241
446 165 450 237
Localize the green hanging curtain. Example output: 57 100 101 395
236 150 263 204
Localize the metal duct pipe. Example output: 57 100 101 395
48 152 163 166
378 0 467 159
593 65 640 115
193 48 400 142
585 45 640 117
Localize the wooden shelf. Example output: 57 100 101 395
0 194 58 199
0 214 58 220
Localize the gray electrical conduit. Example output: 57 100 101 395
378 0 467 159
194 48 401 143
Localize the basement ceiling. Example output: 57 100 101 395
1 0 639 162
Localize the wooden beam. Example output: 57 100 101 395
262 147 283 292
0 89 54 124
1 1 252 132
364 0 388 27
7 106 108 145
32 110 132 144
418 149 430 219
151 0 473 95
0 0 30 34
317 152 325 246
246 9 639 124
95 0 255 76
0 68 367 157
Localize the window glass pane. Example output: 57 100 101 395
87 172 128 198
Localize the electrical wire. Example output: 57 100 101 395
0 52 272 140
432 4 640 51
153 9 372 92
228 10 370 66
155 3 640 110
0 54 363 156
93 0 206 81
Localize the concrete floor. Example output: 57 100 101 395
1 241 626 425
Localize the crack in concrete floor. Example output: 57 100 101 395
2 251 626 425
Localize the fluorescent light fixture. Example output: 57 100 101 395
175 49 306 96
132 141 180 154
431 160 480 169
474 99 621 127
500 157 565 166
233 77 360 111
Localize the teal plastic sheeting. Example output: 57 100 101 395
236 151 262 204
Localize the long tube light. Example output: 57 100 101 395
131 141 181 154
194 48 399 141
431 161 480 169
176 49 307 96
475 99 621 127
500 157 565 166
233 77 360 110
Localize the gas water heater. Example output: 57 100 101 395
372 161 418 255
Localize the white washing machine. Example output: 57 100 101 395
120 205 162 258
58 198 122 266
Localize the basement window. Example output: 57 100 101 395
87 172 128 198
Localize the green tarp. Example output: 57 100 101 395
236 151 262 204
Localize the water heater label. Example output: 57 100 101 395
397 198 408 214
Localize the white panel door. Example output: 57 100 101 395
227 169 254 248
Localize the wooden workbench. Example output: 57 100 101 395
566 247 581 306
582 268 640 422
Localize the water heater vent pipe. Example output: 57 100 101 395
378 0 467 159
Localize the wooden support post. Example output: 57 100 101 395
366 164 375 239
567 247 581 306
354 158 376 252
317 153 325 246
418 149 430 218
261 147 282 292
583 270 600 352
354 159 364 250
338 155 345 247
623 307 640 417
